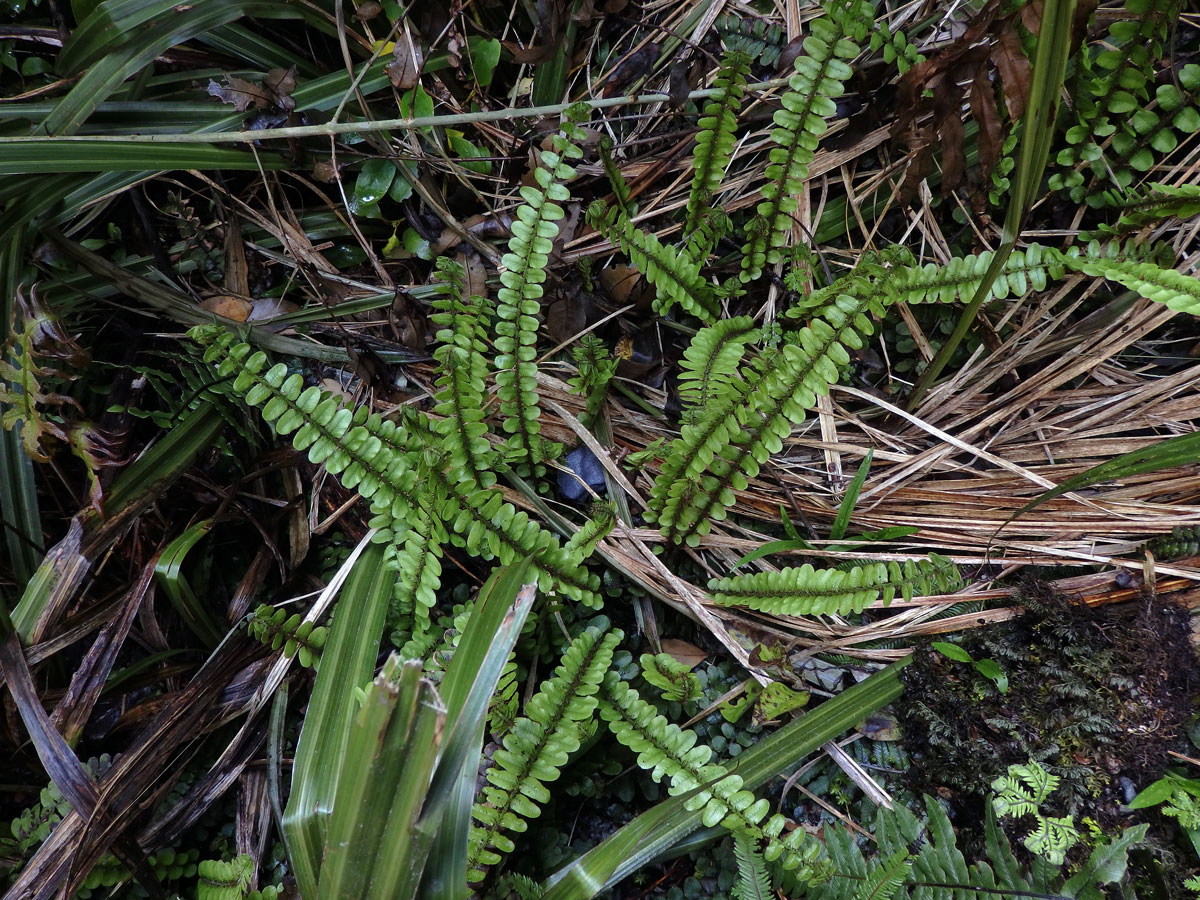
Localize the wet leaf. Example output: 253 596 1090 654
354 158 396 208
990 28 1031 120
659 639 707 670
207 75 272 112
601 43 658 98
199 294 253 322
264 65 298 112
386 36 424 89
753 682 809 724
467 36 501 87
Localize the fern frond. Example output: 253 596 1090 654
1059 240 1200 315
587 202 719 322
562 502 616 559
598 675 820 878
708 554 962 617
648 284 892 545
677 316 760 421
495 106 590 468
430 257 496 487
387 497 445 645
684 49 750 253
732 835 773 900
1090 181 1200 236
190 328 603 608
246 606 327 668
852 850 911 900
740 5 869 282
469 625 623 880
882 244 1067 306
569 335 618 430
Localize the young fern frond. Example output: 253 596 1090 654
246 605 327 668
707 554 962 617
587 202 719 322
677 316 760 421
562 501 615 559
1090 181 1200 236
569 335 618 430
469 624 623 880
740 3 870 282
1059 240 1200 315
684 49 750 254
495 105 590 469
732 835 772 900
430 257 496 487
648 285 892 545
599 675 822 875
387 498 445 646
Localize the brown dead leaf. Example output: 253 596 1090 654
247 297 300 327
207 75 272 112
970 66 1003 181
354 1 382 20
264 66 297 112
598 263 643 307
503 42 559 65
312 157 343 183
601 43 658 98
386 36 424 89
389 290 428 351
200 295 253 322
990 28 1030 121
659 638 707 670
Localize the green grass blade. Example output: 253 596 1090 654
1002 429 1200 533
418 560 538 900
41 1 303 136
830 448 873 541
0 141 287 174
318 656 446 900
542 660 910 900
283 541 392 900
152 518 227 647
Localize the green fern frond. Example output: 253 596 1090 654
852 850 911 900
708 554 961 617
495 105 590 468
469 624 623 880
648 285 891 545
197 855 253 900
732 835 773 900
740 5 869 281
883 244 1067 306
1090 181 1200 236
569 335 618 430
430 257 496 487
562 502 616 559
676 316 760 421
1059 240 1200 315
246 605 327 669
684 49 750 254
190 327 603 609
587 202 719 322
387 498 445 646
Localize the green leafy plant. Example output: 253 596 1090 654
991 761 1080 865
930 641 1008 694
246 605 327 669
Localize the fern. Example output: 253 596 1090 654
851 850 910 900
495 104 590 468
587 202 719 322
245 604 327 668
740 2 871 282
469 624 623 880
684 49 750 257
190 327 604 608
386 498 445 648
197 855 253 900
676 316 760 422
1059 240 1200 315
1089 181 1200 237
708 554 962 617
647 282 892 545
569 335 618 430
732 835 773 900
598 674 822 877
430 257 496 488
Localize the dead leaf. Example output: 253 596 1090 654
200 295 253 322
659 638 707 670
601 43 658 98
354 1 382 20
546 293 595 344
970 66 1003 181
389 290 428 351
312 157 343 183
990 29 1030 121
247 297 300 327
207 75 272 112
263 66 297 112
598 263 643 307
386 36 424 89
503 41 558 65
